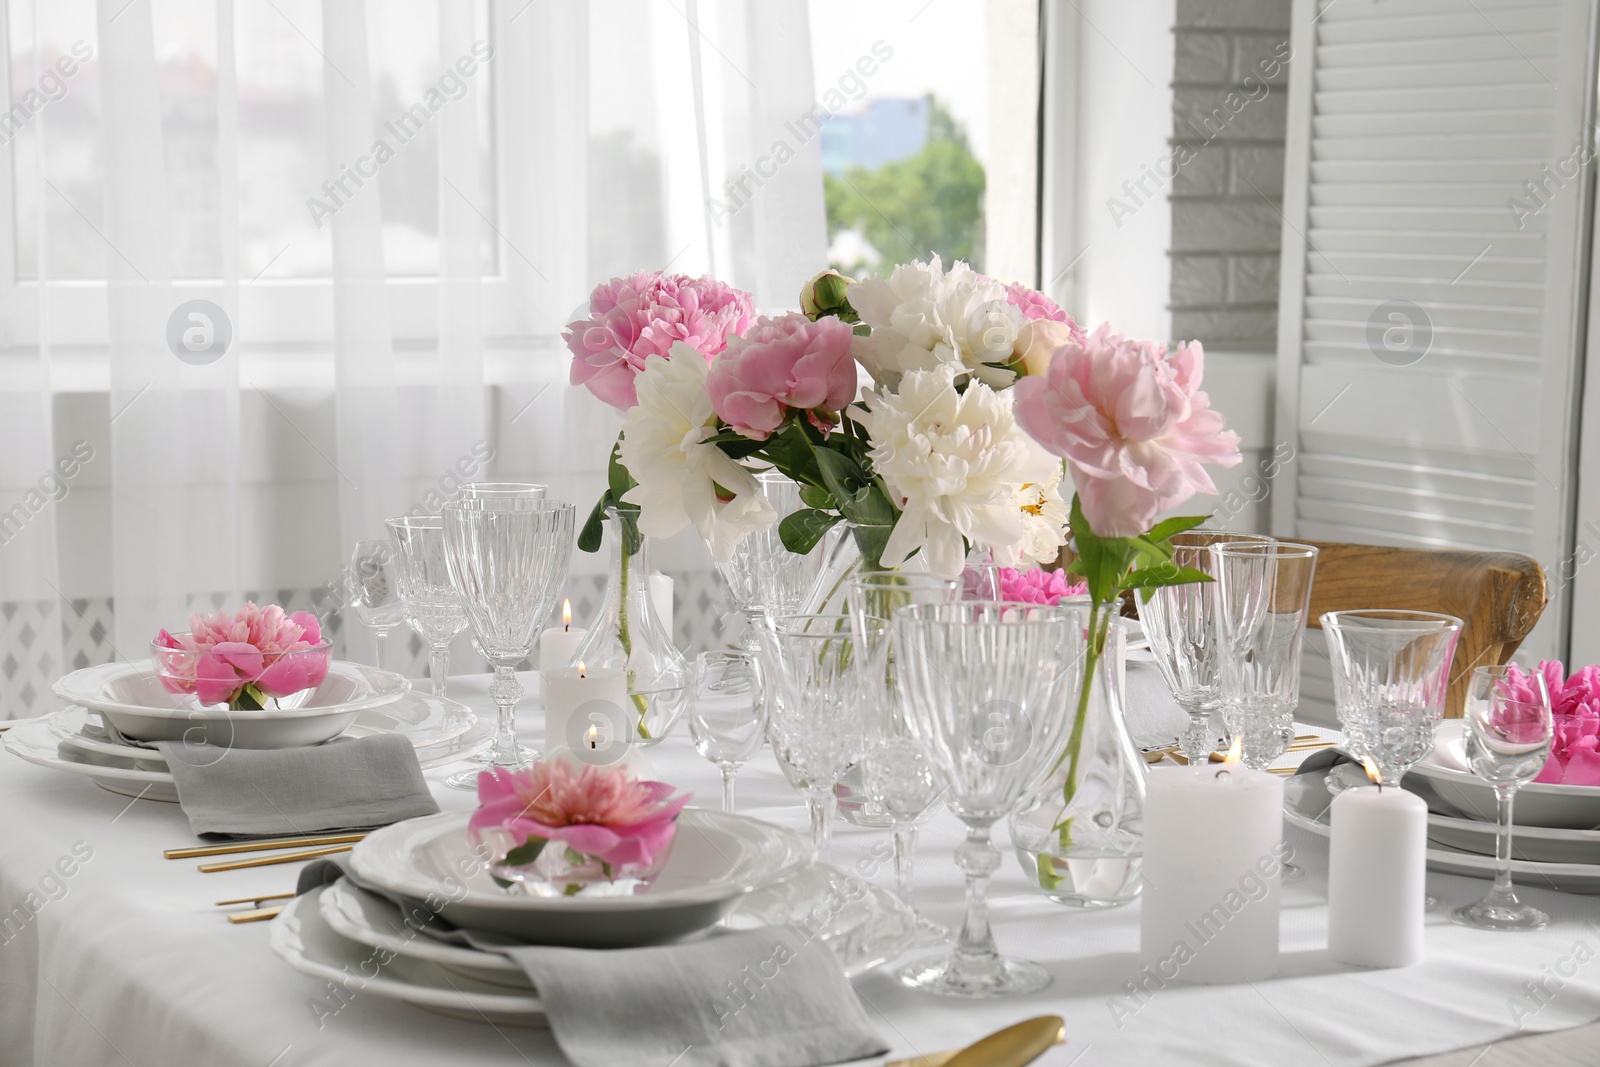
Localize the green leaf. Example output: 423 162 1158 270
606 437 637 503
779 509 842 554
1145 514 1211 544
1123 565 1214 590
798 484 836 511
501 837 547 868
577 490 610 553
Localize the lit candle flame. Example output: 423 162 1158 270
1361 755 1383 790
1223 737 1244 764
577 660 585 678
585 724 599 749
562 598 572 631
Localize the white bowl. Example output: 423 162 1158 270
1406 720 1600 830
350 809 815 947
53 661 409 749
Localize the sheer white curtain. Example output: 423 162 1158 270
0 0 825 717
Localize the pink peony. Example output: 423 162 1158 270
996 566 1086 605
470 761 691 870
565 272 756 410
706 312 858 440
1013 324 1242 538
154 603 330 707
1502 661 1600 787
1005 282 1087 332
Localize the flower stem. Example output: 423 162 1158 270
616 519 653 739
1048 598 1111 869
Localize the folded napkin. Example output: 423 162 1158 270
294 860 887 1067
156 733 439 837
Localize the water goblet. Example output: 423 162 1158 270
715 473 826 650
758 613 883 854
1451 665 1554 932
441 500 575 790
386 516 470 699
1211 542 1320 770
347 539 407 671
1321 609 1463 786
687 651 769 812
1140 532 1274 768
893 601 1085 998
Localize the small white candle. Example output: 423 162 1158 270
544 742 655 776
649 572 674 640
540 662 629 764
538 598 586 673
1141 757 1286 983
1328 764 1428 968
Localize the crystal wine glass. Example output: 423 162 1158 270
386 515 470 698
441 499 575 790
1211 542 1319 770
1451 664 1554 932
758 613 883 854
347 539 407 671
1140 532 1274 768
687 651 769 812
893 601 1085 998
715 472 826 650
1321 609 1462 786
849 573 959 945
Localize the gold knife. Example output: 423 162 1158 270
166 832 367 860
197 844 353 873
226 905 285 924
886 1016 1065 1067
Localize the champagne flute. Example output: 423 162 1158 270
386 516 469 698
1451 665 1554 932
687 651 768 812
347 539 407 670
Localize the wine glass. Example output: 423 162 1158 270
714 472 827 649
687 651 769 812
386 516 470 698
893 601 1085 998
1140 532 1274 768
758 613 883 853
1451 665 1554 932
441 499 575 790
849 573 959 945
1321 609 1462 785
347 539 407 671
1211 542 1319 770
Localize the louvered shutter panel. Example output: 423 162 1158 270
1273 0 1594 722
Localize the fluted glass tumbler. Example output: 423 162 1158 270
714 472 826 650
387 516 469 699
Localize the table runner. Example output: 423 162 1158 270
3 672 1600 1066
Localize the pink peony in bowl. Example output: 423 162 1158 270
152 603 332 710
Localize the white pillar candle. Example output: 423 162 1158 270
538 598 586 673
649 572 674 640
540 664 630 765
1140 763 1287 984
1328 782 1428 968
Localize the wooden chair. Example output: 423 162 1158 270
1300 541 1548 718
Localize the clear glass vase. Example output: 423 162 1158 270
570 507 689 746
1009 603 1145 908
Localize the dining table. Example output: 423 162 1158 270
3 668 1600 1067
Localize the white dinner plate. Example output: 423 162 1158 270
47 694 476 763
1285 762 1600 894
319 862 914 983
350 809 815 947
1406 720 1600 830
54 660 409 748
3 718 179 802
272 885 545 1025
1423 811 1600 865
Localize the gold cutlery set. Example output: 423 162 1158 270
885 1015 1066 1067
164 832 366 923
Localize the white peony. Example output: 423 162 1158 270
619 343 776 561
853 363 1059 578
1004 460 1071 569
847 256 1023 391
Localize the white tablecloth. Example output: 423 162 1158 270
4 673 1600 1067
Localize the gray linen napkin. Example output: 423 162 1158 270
156 733 439 837
508 930 887 1067
294 861 887 1067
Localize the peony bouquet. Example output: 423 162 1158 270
152 603 331 710
471 760 691 897
1501 661 1600 786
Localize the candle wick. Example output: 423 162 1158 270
1214 769 1231 782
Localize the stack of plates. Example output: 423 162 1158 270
270 810 914 1023
4 676 482 803
1284 720 1600 893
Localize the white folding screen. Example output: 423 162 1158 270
1274 0 1596 718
